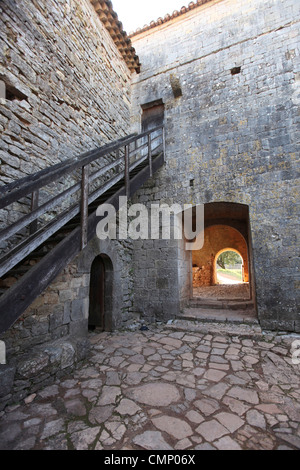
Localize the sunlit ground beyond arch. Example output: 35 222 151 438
215 249 244 285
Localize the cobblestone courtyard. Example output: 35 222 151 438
0 320 300 451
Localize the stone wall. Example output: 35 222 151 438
0 0 132 234
130 0 300 331
0 235 135 409
0 0 135 408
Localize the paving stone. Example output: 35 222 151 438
255 404 282 414
143 347 156 356
115 399 141 416
29 403 58 418
152 415 193 440
89 406 114 425
243 355 259 365
214 436 242 450
209 362 230 371
128 354 145 365
186 410 205 424
184 388 197 402
64 399 86 417
80 379 103 390
204 369 227 382
211 348 226 356
106 421 126 441
246 409 266 429
64 388 80 399
175 438 193 449
126 382 181 407
1 324 300 450
41 419 65 439
71 426 101 450
24 393 37 405
182 360 194 368
196 419 229 442
202 382 230 400
227 386 259 405
194 397 220 416
23 418 42 428
183 335 201 343
0 423 22 446
196 351 209 360
124 372 147 385
98 386 121 406
222 396 251 416
82 388 98 401
133 431 172 450
158 337 182 349
38 385 59 399
106 372 121 386
194 443 216 450
227 347 241 356
148 354 161 361
14 437 37 450
215 412 244 433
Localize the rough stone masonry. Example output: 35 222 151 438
0 0 136 408
130 0 300 332
0 0 299 412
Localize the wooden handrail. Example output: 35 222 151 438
0 126 165 278
0 127 163 207
0 132 137 199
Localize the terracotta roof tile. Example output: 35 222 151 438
90 0 141 73
129 0 214 37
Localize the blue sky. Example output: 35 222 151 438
111 0 188 33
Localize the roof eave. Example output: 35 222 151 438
90 0 141 73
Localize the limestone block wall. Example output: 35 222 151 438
130 0 300 331
0 0 136 407
0 0 132 233
0 235 134 409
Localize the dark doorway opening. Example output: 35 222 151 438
190 202 257 316
141 99 164 133
88 254 113 331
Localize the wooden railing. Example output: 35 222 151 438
0 126 165 279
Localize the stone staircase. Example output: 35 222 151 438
178 297 258 325
0 126 165 334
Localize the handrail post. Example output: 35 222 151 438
124 145 130 198
148 133 153 178
162 126 166 163
116 148 120 174
80 165 89 250
30 190 39 234
134 138 138 162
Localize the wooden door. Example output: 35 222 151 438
89 256 105 330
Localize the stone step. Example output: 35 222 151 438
188 298 254 311
178 307 258 325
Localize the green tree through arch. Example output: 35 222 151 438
217 251 242 269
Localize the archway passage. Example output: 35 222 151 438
88 254 113 331
215 249 244 285
191 203 255 308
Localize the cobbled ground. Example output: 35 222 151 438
0 320 299 450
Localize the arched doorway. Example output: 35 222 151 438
192 225 250 290
185 202 257 314
88 254 113 331
215 248 244 285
